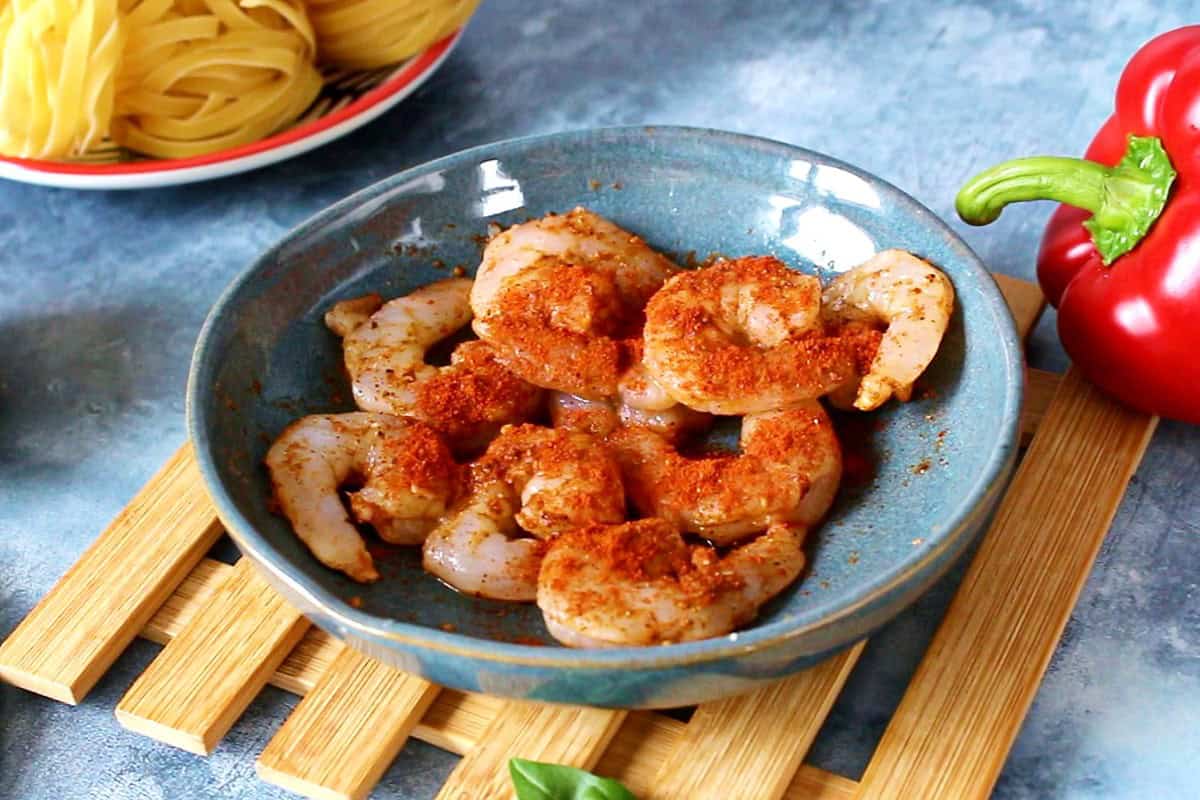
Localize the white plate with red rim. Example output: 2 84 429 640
0 29 464 191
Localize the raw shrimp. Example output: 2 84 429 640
821 249 955 411
548 391 712 444
538 519 807 647
337 278 473 402
547 392 619 437
328 280 542 451
423 424 625 600
470 208 678 398
403 339 544 453
546 333 709 441
265 413 459 583
608 401 841 545
324 293 383 337
615 349 677 412
421 474 545 601
643 256 861 415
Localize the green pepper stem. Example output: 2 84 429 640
956 157 1116 224
955 135 1176 265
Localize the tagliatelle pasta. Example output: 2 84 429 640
112 0 321 159
0 0 125 159
307 0 480 70
0 0 480 163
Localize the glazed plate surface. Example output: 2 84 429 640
187 126 1022 707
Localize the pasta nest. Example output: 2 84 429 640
0 0 482 160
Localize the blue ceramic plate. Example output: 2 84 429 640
187 126 1022 708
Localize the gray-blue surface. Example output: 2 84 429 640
1 1 1197 798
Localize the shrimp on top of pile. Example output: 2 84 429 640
264 206 956 648
469 207 678 400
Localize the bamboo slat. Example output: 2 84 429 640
115 559 311 755
257 644 441 800
992 273 1045 337
854 369 1157 799
649 642 865 800
137 555 500 757
434 702 627 800
596 710 858 800
0 444 222 704
1022 368 1059 447
131 556 866 798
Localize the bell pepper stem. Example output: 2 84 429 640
955 157 1114 223
955 135 1176 264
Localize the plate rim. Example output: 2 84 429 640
0 28 464 190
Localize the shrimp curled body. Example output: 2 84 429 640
471 208 678 398
821 249 955 411
644 256 858 415
609 401 841 545
265 413 459 583
328 279 542 451
423 425 625 600
538 519 807 647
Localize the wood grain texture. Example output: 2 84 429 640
116 559 311 755
138 555 496 756
132 556 861 797
1022 368 1060 447
416 689 504 756
257 645 441 800
650 642 865 800
855 368 1157 799
993 272 1045 337
596 711 858 800
435 702 627 800
0 443 222 704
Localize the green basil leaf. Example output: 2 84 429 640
509 758 638 800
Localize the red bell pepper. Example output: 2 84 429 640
955 26 1200 423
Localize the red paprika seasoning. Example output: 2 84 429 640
956 27 1200 423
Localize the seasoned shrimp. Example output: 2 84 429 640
265 413 459 582
616 349 678 412
421 474 545 601
324 293 383 337
609 401 841 545
547 392 619 437
549 391 712 444
329 280 542 451
403 339 544 453
821 249 955 411
538 519 807 647
423 424 625 600
471 208 678 398
338 278 473 402
547 334 708 441
643 256 861 415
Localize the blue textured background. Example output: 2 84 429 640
2 1 1198 797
